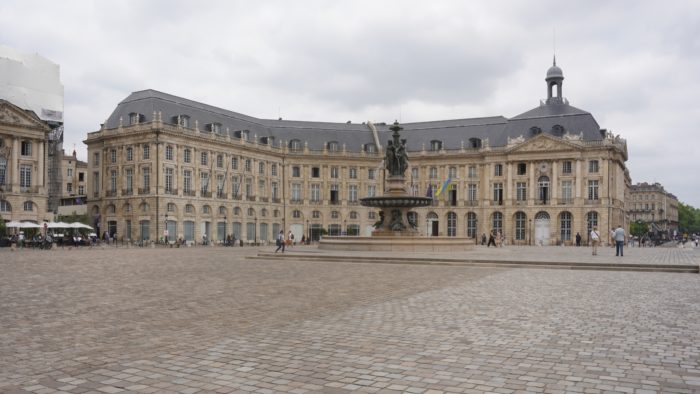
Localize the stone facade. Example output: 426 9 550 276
628 182 679 236
56 150 88 217
0 100 52 224
84 63 630 246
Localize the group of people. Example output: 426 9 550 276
275 230 308 252
481 231 504 247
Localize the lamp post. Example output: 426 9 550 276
528 219 532 246
306 219 310 243
254 217 258 246
344 219 347 236
224 215 227 244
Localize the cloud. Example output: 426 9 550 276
1 0 699 206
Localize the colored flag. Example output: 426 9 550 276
435 177 451 197
426 184 433 198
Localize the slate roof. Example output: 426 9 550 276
103 89 605 152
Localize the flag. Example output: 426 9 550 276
435 177 452 197
426 184 433 198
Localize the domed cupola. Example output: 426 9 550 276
545 56 565 104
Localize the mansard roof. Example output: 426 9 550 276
103 89 605 152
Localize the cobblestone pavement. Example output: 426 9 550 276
1 246 699 393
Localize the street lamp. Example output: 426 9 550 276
344 219 347 236
306 219 310 243
528 219 532 246
254 216 258 246
224 215 227 244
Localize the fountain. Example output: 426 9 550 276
319 121 474 251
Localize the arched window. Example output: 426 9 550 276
202 205 211 215
218 206 227 215
123 203 131 213
23 201 34 211
140 202 149 213
106 204 116 214
167 203 176 213
0 200 10 212
430 140 443 151
586 211 598 236
331 211 339 219
175 115 190 128
492 211 503 233
551 124 565 136
233 207 242 216
241 130 249 140
292 210 302 218
247 208 255 217
261 208 268 217
529 126 542 136
560 211 572 241
514 212 527 241
185 204 195 214
447 212 457 237
289 139 302 152
312 210 321 219
349 211 358 220
466 212 477 238
327 141 339 152
538 176 550 203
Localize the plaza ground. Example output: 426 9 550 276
1 245 699 393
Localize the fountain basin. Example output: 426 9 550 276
360 196 433 208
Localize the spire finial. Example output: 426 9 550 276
553 54 556 67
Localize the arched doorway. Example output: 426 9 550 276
534 211 550 245
427 212 439 236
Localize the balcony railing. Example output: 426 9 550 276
259 197 268 202
534 200 549 205
122 188 134 196
290 199 303 204
233 194 242 201
138 187 151 195
216 192 227 199
585 199 601 205
348 201 359 205
165 188 178 195
330 200 340 205
558 198 573 205
183 190 196 197
272 198 281 204
105 190 117 197
200 191 212 198
246 195 256 202
464 200 479 207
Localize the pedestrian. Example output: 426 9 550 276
487 230 496 247
301 234 306 245
590 226 600 255
610 228 615 248
575 232 581 247
288 230 294 247
614 225 626 257
481 233 487 246
275 230 285 253
496 230 503 247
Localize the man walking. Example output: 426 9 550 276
614 225 626 257
275 230 285 253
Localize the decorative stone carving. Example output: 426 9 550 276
507 134 525 146
563 132 583 141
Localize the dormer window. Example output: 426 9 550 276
551 124 564 136
468 138 482 148
289 139 302 152
327 141 339 152
172 115 190 128
206 122 222 133
129 113 145 125
430 140 442 151
364 143 376 153
530 126 542 136
241 130 249 140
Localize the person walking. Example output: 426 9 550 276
487 230 496 247
614 225 626 257
481 233 487 246
575 232 581 247
275 230 285 253
590 226 600 255
288 230 294 247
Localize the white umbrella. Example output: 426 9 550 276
18 222 41 228
46 221 71 229
70 222 93 230
5 220 22 228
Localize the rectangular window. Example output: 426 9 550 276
411 167 419 180
561 180 572 202
231 157 238 170
217 155 224 169
79 172 85 182
292 166 300 177
272 182 279 199
93 172 99 195
562 161 572 174
126 147 133 161
311 167 320 178
311 184 320 201
258 162 265 175
19 165 31 188
429 167 438 179
67 168 73 177
367 185 376 197
448 166 457 179
588 160 599 173
201 173 209 194
588 180 599 200
368 169 376 180
143 145 150 160
21 141 32 156
516 182 527 201
468 165 477 178
494 164 503 177
292 183 301 201
349 185 358 202
245 178 252 197
110 170 117 192
493 182 503 204
231 176 240 197
165 146 173 161
517 163 526 175
349 167 357 179
201 152 208 166
125 168 133 192
257 179 265 196
78 185 84 195
330 167 339 178
110 149 116 163
143 167 150 190
165 168 173 193
93 152 100 166
183 170 192 193
217 175 224 196
67 183 72 193
0 163 6 186
468 184 477 201
245 159 251 172
271 163 277 176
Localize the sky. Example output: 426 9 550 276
1 0 699 207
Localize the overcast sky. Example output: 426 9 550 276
2 0 699 206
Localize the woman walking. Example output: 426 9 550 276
590 226 600 255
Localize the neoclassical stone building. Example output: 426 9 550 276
0 100 52 223
628 182 679 238
85 61 630 245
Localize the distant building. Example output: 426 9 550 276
57 149 88 217
85 59 630 245
628 182 679 238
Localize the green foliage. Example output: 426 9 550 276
629 221 647 237
678 202 700 234
0 217 5 237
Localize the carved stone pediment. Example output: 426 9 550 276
509 135 580 153
0 102 48 129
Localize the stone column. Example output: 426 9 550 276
575 160 582 199
551 160 557 201
528 162 535 201
38 140 45 188
12 137 19 192
506 163 513 201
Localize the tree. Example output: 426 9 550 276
678 202 700 234
629 221 647 237
0 217 5 237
